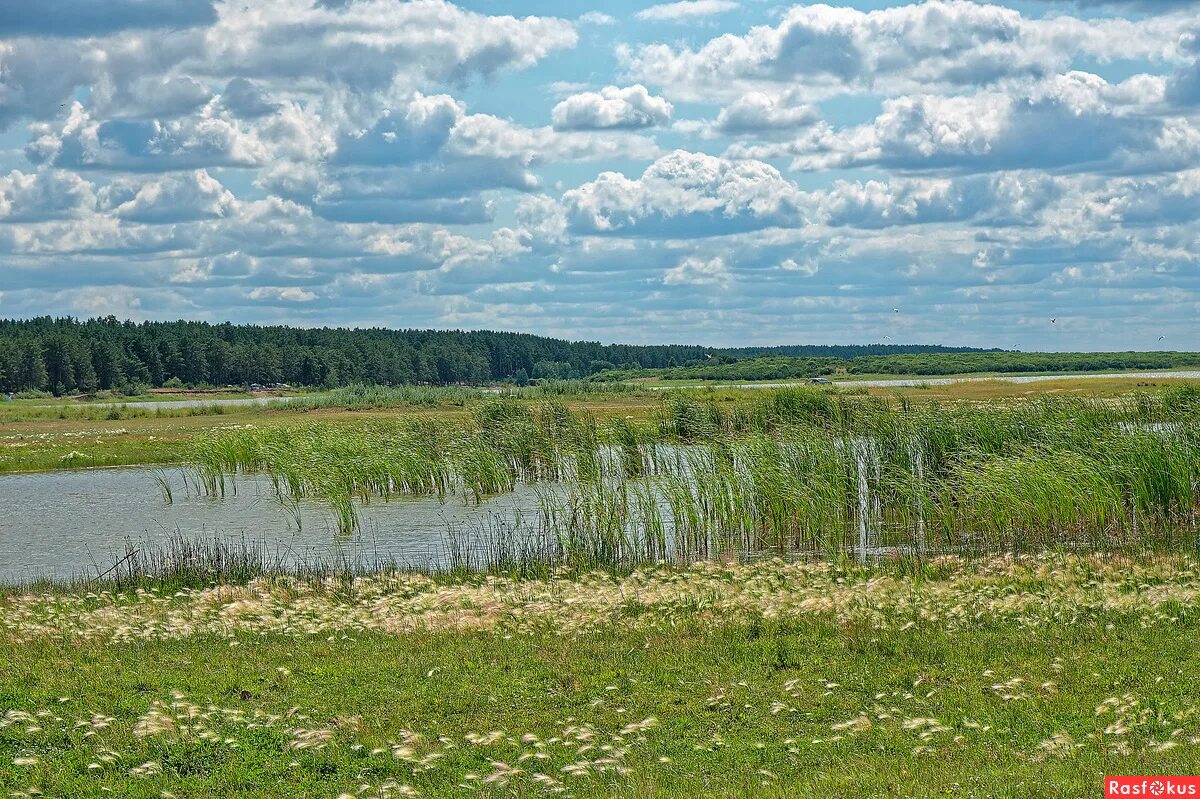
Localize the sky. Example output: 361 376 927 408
0 0 1199 349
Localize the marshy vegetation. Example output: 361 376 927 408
606 349 1200 383
186 384 1200 571
7 385 1200 799
283 379 647 411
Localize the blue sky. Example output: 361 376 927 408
1 0 1199 349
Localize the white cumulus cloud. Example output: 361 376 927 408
103 170 235 224
624 1 1193 101
552 85 673 130
0 169 96 223
663 255 732 286
563 150 807 237
636 1 739 22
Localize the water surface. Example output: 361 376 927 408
0 468 544 582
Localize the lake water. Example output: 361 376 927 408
0 467 548 582
28 395 305 411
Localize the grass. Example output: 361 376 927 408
637 366 1200 386
6 381 1200 798
3 554 1200 797
0 386 662 474
5 377 1200 796
176 387 1200 559
2 376 1196 475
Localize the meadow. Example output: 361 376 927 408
1 374 1192 473
607 350 1200 383
3 379 1200 797
3 555 1200 797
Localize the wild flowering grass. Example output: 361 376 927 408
4 553 1200 798
2 553 1197 644
2 688 663 799
7 681 1199 798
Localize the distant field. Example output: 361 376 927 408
639 370 1200 399
3 375 1199 474
0 389 654 473
640 367 1200 385
607 351 1200 385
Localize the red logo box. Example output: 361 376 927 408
1107 777 1200 797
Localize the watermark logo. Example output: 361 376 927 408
1107 777 1200 797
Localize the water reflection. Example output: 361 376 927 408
0 468 545 581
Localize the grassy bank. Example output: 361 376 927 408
2 554 1199 798
0 384 657 474
3 377 1197 476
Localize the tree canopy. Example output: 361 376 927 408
0 316 995 395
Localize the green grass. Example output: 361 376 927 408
0 385 656 474
0 434 194 473
0 399 254 424
608 352 1200 384
1 381 1194 476
4 387 1200 797
179 388 1200 555
2 598 1198 796
635 367 1200 388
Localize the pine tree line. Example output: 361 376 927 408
0 316 991 395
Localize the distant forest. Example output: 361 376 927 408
0 317 992 395
606 351 1200 382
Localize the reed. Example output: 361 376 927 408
189 399 608 533
14 535 391 593
285 383 482 409
185 388 1200 561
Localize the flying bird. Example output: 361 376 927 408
892 308 900 313
1159 335 1166 341
1050 318 1057 324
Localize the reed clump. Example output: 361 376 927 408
285 383 482 409
15 536 383 594
187 388 1200 563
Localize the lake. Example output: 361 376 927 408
0 467 548 582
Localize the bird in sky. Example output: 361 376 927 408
1159 335 1166 341
1050 318 1057 324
